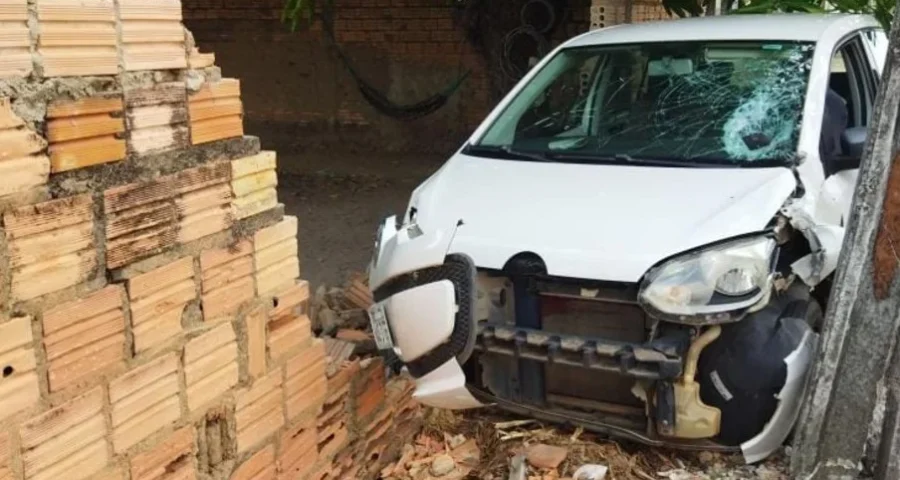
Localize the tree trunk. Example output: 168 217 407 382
791 3 900 478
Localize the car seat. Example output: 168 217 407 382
820 88 848 176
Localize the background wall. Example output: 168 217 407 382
181 0 592 157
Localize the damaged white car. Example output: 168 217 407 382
366 13 887 463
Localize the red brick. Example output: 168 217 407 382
355 358 386 422
184 322 238 412
130 426 196 480
278 421 317 479
245 306 267 378
128 257 194 353
0 316 39 422
234 368 283 453
231 444 275 480
109 353 180 453
0 432 10 480
20 387 108 480
43 285 126 393
268 280 309 321
284 340 327 421
268 315 311 362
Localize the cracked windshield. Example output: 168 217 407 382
472 40 815 165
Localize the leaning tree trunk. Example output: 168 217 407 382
791 4 900 479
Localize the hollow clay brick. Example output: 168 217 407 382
109 353 180 453
0 316 39 422
235 368 283 453
42 285 126 393
230 444 275 480
127 257 194 353
130 426 196 480
184 323 238 412
20 387 108 480
284 340 327 421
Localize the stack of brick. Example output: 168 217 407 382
589 0 674 30
0 0 421 479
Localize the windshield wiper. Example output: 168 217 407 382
551 152 742 168
465 144 744 168
500 146 556 162
464 144 556 163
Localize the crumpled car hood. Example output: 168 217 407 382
413 153 797 282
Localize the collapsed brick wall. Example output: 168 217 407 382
0 1 420 479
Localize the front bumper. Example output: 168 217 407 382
366 219 816 464
368 218 484 409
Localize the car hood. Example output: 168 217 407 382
412 153 797 283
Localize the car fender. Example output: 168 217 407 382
368 216 462 292
781 201 844 287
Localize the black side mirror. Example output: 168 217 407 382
841 126 867 159
830 127 867 174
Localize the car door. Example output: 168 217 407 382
816 31 879 226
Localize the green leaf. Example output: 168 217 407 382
732 0 778 14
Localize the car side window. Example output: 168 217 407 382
829 35 876 129
819 34 878 177
862 28 888 79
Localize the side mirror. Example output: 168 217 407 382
830 127 867 173
841 126 867 159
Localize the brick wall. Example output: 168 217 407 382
590 0 674 29
0 1 420 479
181 0 492 156
179 0 593 157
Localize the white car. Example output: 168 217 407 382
367 13 887 464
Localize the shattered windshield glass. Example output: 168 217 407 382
472 40 815 166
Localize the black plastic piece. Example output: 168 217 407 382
505 254 548 406
697 296 813 446
656 381 676 436
476 324 686 380
512 275 545 405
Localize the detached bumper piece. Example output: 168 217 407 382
476 323 687 380
372 254 477 379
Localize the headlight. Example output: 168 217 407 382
638 236 777 325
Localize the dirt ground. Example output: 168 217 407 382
274 147 446 288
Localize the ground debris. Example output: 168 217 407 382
573 464 608 480
400 408 792 480
525 444 569 469
310 271 374 336
380 431 482 480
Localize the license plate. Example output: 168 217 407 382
368 303 394 351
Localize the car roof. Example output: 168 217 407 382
566 13 880 47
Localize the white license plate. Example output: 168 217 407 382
368 304 394 351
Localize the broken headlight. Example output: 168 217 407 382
638 236 777 325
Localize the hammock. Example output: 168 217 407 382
318 6 472 121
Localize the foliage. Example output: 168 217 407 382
281 0 463 31
661 0 895 31
281 0 332 31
